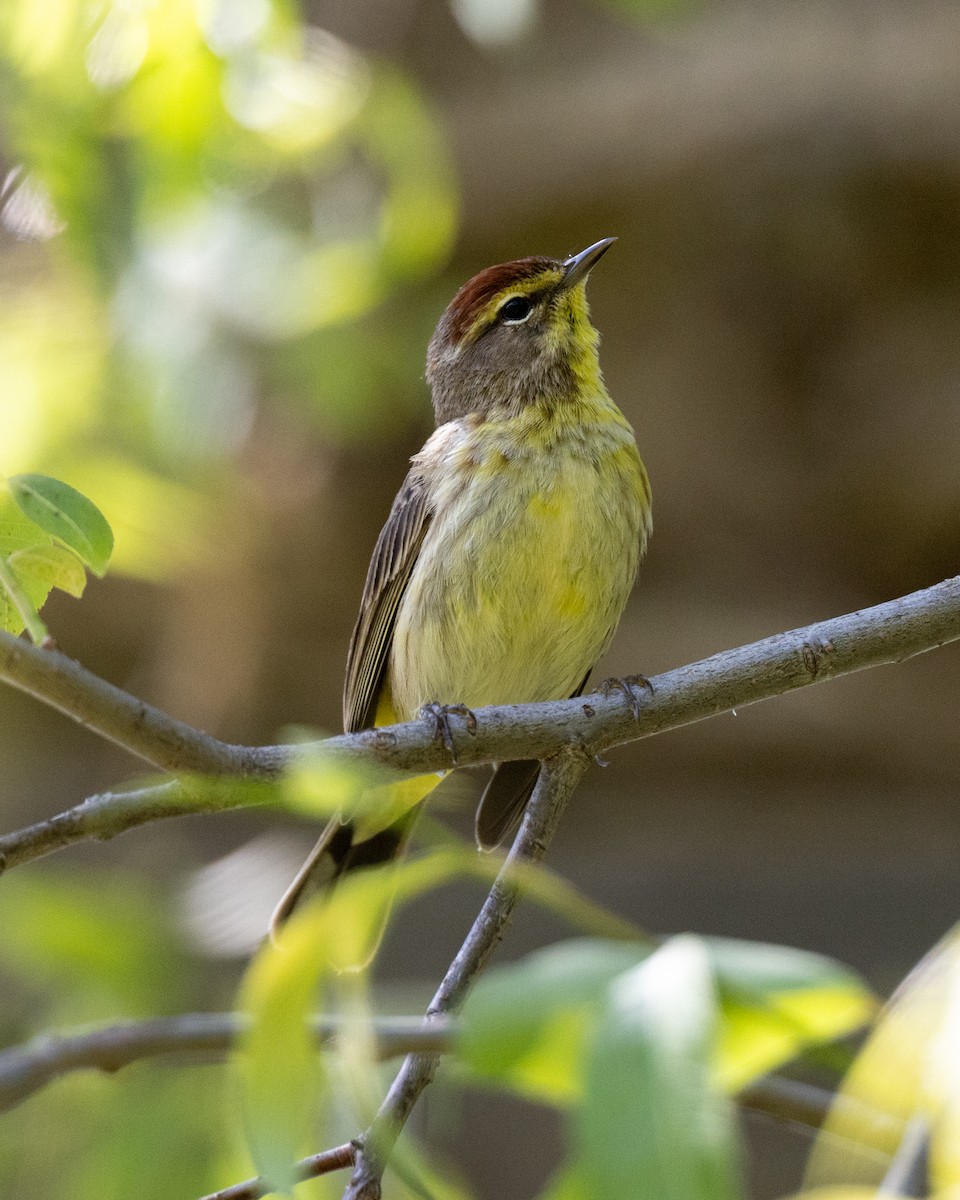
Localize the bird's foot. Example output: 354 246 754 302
598 674 655 720
419 702 478 765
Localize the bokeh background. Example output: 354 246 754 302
1 0 959 1196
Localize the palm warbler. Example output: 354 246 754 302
272 238 651 937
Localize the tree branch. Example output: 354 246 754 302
0 629 249 775
0 781 196 873
739 1076 836 1130
0 1000 857 1151
343 747 590 1200
0 778 279 876
2 576 959 874
0 1013 451 1114
2 1005 850 1139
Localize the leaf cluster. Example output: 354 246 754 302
0 473 112 640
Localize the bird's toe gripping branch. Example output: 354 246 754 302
418 702 479 765
598 673 655 721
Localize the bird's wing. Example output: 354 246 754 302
474 671 592 849
343 468 432 733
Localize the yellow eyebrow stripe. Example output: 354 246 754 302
461 268 565 344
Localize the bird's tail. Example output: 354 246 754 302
268 771 443 964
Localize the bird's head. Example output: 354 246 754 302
426 238 616 424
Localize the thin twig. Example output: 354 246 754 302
198 1144 357 1200
0 781 200 874
879 1114 929 1197
343 747 590 1200
740 1075 907 1146
740 1075 835 1130
206 1074 866 1200
0 558 48 644
0 778 279 876
0 1013 451 1114
2 577 960 876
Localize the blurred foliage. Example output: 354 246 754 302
575 937 740 1200
803 925 960 1198
0 1066 234 1200
0 871 230 1199
1 0 959 1197
455 936 874 1107
0 872 184 1023
2 840 956 1199
229 844 878 1200
0 0 457 578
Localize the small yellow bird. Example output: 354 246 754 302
272 238 651 935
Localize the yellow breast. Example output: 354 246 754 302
388 396 651 718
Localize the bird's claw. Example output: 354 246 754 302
419 702 478 765
598 674 654 720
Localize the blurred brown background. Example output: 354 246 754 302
2 1 959 1196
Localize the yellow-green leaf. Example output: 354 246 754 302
784 1191 882 1200
0 488 51 556
457 940 650 1105
0 491 56 633
707 938 876 1092
0 567 51 635
9 473 113 576
236 849 470 1189
281 742 373 820
577 936 742 1200
806 925 960 1193
238 910 328 1195
9 543 87 598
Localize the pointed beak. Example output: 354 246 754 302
560 237 617 291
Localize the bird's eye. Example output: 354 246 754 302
499 295 533 324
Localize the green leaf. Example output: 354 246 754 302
238 910 328 1194
456 936 873 1111
707 938 876 1091
0 491 55 634
805 925 960 1192
576 935 742 1200
9 543 87 599
0 489 51 557
8 474 114 576
237 849 469 1190
457 939 650 1104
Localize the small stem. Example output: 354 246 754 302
343 747 590 1200
0 557 48 644
0 1013 452 1114
198 1144 357 1200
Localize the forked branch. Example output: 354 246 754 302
2 575 959 876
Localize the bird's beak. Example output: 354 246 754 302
560 237 617 291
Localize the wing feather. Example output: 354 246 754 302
342 469 432 733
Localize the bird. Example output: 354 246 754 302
270 237 652 946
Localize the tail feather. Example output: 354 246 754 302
268 810 416 943
475 759 541 850
475 674 592 850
